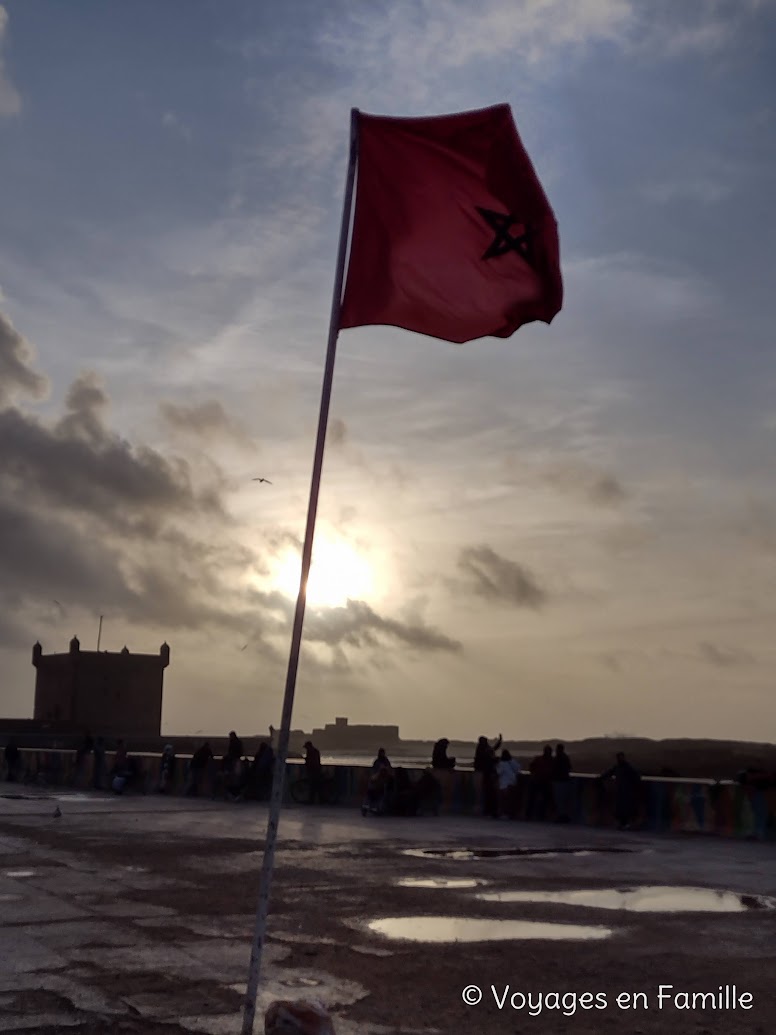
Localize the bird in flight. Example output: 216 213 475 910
252 477 272 484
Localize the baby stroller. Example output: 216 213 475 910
361 767 394 816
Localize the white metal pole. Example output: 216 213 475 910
241 107 360 1035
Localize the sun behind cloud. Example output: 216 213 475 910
274 537 375 609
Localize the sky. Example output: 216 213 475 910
0 0 775 743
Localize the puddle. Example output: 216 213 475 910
280 976 323 988
5 870 35 878
0 893 23 902
402 847 635 860
397 877 486 889
368 916 612 942
477 887 776 913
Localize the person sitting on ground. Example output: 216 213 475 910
600 751 641 830
371 747 392 772
112 739 128 775
110 739 137 794
431 738 456 770
496 749 521 818
185 741 213 796
303 740 323 803
157 744 176 793
474 734 502 818
3 737 21 783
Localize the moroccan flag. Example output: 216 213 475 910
339 104 562 345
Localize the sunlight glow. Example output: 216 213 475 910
273 537 374 609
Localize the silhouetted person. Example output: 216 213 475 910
392 768 419 816
527 745 554 820
552 744 572 822
73 730 94 785
474 734 502 818
304 740 323 803
110 739 137 794
157 744 176 793
601 752 641 829
92 736 106 790
371 748 392 772
431 738 456 770
496 749 520 818
113 739 128 772
4 738 21 782
223 731 243 773
186 741 213 796
251 742 275 801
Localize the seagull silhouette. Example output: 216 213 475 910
251 477 272 484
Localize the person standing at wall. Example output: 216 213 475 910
552 743 573 822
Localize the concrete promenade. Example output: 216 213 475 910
0 782 775 1033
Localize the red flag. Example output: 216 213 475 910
339 104 562 345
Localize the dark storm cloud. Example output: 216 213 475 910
0 375 225 531
0 493 270 648
159 398 255 449
0 498 128 600
304 599 462 654
0 341 274 647
458 545 546 609
0 309 48 404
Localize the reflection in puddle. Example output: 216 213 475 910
280 976 323 988
368 916 612 942
478 887 776 913
397 877 485 890
5 870 35 878
403 846 634 861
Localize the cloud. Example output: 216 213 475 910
0 6 21 117
0 400 224 534
159 398 256 450
698 641 754 668
161 110 192 141
539 460 627 506
328 417 347 448
0 310 49 405
642 177 733 206
458 545 546 608
304 599 462 655
0 335 272 648
735 500 776 554
319 1 636 97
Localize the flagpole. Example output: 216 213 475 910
241 107 359 1035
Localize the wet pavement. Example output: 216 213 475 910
0 782 775 1033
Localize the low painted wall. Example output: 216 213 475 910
5 749 775 841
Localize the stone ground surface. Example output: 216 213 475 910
0 783 774 1035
